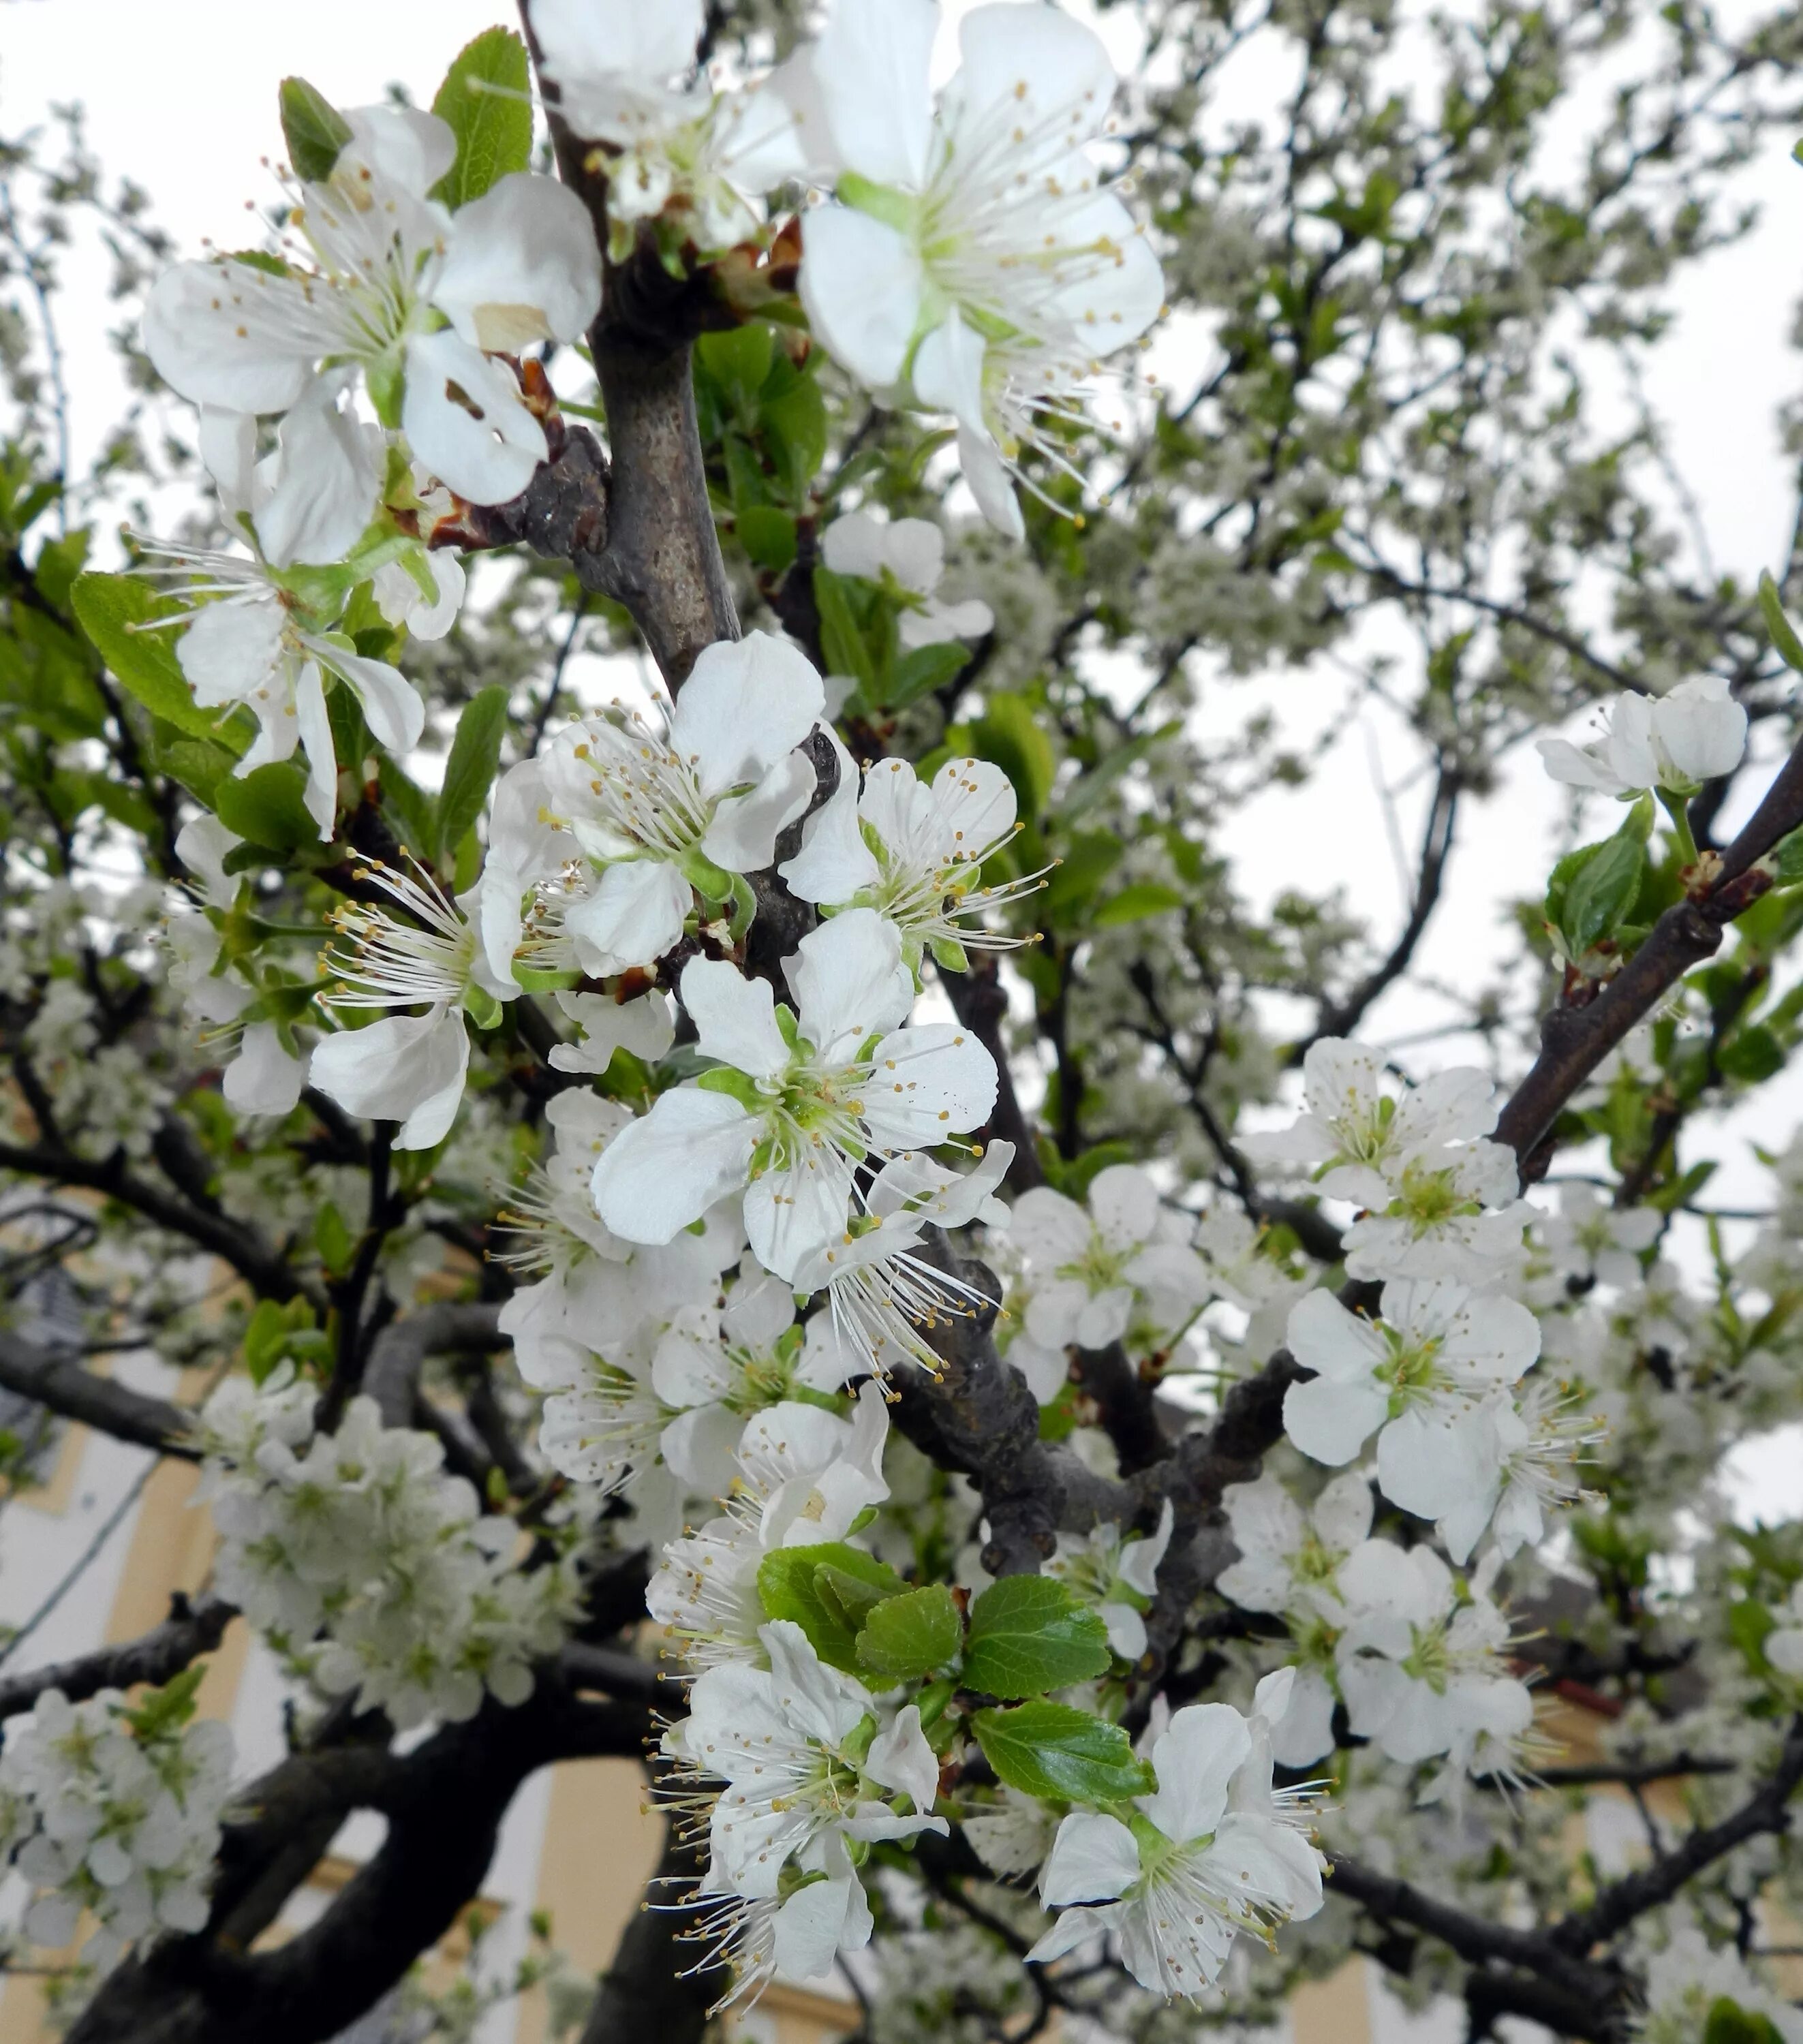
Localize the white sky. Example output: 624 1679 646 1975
3 1 1802 1517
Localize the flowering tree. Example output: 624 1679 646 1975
5 1 1803 2039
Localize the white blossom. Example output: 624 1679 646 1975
144 104 600 504
820 512 994 647
1047 1498 1175 1660
647 1384 893 1673
1336 1543 1534 1778
590 910 997 1320
0 1686 234 1968
782 747 1045 972
538 634 825 976
668 1619 946 1901
1027 1672 1325 1998
1241 1038 1533 1284
1007 1164 1209 1354
1537 676 1748 799
1282 1279 1541 1551
198 1372 576 1730
531 0 807 251
799 0 1163 535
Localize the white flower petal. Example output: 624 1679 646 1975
799 204 925 391
402 328 549 505
432 172 602 352
1038 1811 1139 1907
591 1087 756 1243
681 956 790 1079
814 0 938 187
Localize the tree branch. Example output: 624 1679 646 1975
0 1324 197 1457
0 1135 319 1310
68 1684 649 2044
361 1300 506 1429
1295 763 1461 1054
0 1593 234 1719
1550 1715 1803 1954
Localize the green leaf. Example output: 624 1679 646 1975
814 568 876 693
121 1665 206 1742
968 693 1055 822
1759 571 1803 677
1719 1024 1785 1083
314 1202 354 1275
762 374 829 499
1772 825 1803 884
429 29 532 209
1552 833 1644 957
971 1702 1154 1803
757 1543 907 1672
1727 1596 1774 1667
279 77 353 183
71 573 245 749
1058 720 1182 822
244 1299 292 1383
963 1576 1111 1699
738 506 798 574
214 763 320 853
1041 828 1124 927
698 325 775 417
382 758 437 858
886 640 970 712
437 685 510 858
1704 1998 1788 2044
1091 880 1186 929
816 1562 899 1635
856 1585 963 1682
153 736 240 806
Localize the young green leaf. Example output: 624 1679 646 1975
1759 570 1803 678
856 1584 963 1682
816 1562 899 1635
814 568 876 693
1703 1998 1788 2044
886 640 970 712
757 1543 908 1671
213 763 320 853
429 29 533 210
971 1701 1154 1803
1558 833 1645 958
435 685 510 860
968 692 1055 822
1090 880 1186 929
71 572 246 749
963 1576 1111 1698
279 77 353 183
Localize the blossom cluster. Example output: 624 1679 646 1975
198 1372 579 1730
0 1683 234 1968
89 1 1789 2027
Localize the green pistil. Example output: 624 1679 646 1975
1291 1535 1342 1588
1400 1619 1451 1694
1391 1158 1480 1237
1058 1234 1129 1295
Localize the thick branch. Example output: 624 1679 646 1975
577 1825 715 2044
519 4 740 690
0 1325 197 1457
1329 1856 1617 2041
69 1684 648 2044
361 1300 506 1429
0 1593 233 1718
